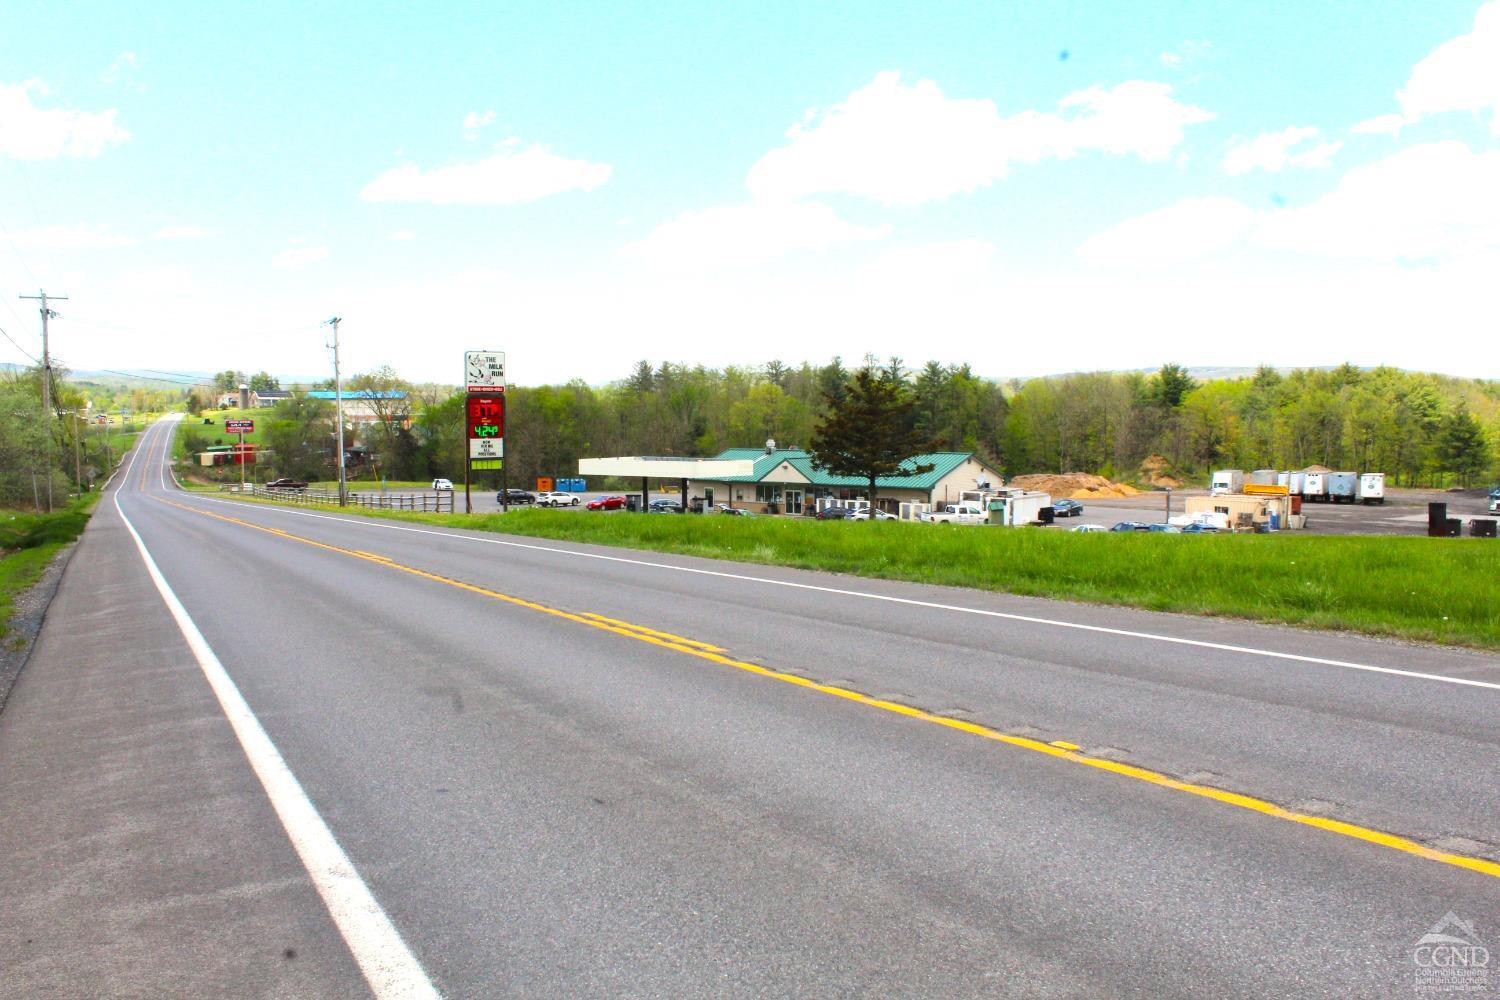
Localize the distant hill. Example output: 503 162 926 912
993 364 1349 385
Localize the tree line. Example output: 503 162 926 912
184 359 1498 491
0 366 160 509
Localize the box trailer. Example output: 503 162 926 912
1359 473 1386 505
1327 472 1357 504
985 490 1052 526
1302 472 1328 502
1210 470 1245 495
1248 469 1278 486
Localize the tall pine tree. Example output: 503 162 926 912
810 369 933 515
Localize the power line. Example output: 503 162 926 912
0 216 41 289
0 322 39 365
93 368 213 386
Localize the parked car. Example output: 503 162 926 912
846 508 896 520
430 478 453 491
648 498 683 513
1051 498 1084 517
587 495 627 510
497 489 536 505
716 505 754 516
1070 523 1108 533
266 478 309 490
814 506 853 520
1110 521 1152 532
1181 523 1221 534
535 491 581 507
1146 523 1182 533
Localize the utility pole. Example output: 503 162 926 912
238 382 248 495
71 411 83 491
324 316 348 505
21 290 67 511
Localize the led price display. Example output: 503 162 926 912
467 394 504 440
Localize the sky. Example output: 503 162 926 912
2 1 1499 387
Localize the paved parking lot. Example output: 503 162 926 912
1052 488 1494 536
363 486 1495 537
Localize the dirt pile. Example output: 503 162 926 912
1007 472 1143 500
1138 454 1181 490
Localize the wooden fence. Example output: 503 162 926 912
220 483 455 513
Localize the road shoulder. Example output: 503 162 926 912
0 485 365 997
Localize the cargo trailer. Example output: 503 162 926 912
1210 470 1245 495
1359 473 1385 505
1327 472 1357 504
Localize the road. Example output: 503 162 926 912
3 416 1498 998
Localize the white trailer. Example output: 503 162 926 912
1359 473 1386 505
1302 472 1328 502
1327 471 1357 504
986 490 1053 526
1210 470 1245 495
1248 469 1278 486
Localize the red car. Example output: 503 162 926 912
587 494 627 510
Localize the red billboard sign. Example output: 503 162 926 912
226 419 254 434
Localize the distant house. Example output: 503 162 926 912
303 389 409 424
688 448 1003 515
253 390 291 407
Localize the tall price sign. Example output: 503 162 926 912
467 394 504 464
464 351 507 512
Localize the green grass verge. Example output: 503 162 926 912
205 496 1500 649
0 495 99 641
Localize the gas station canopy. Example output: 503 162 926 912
577 456 756 480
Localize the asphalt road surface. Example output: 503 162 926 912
3 416 1498 998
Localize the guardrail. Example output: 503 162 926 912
218 483 455 513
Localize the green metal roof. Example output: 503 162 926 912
706 449 979 490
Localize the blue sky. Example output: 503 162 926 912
2 1 1498 385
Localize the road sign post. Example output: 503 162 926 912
226 419 254 493
464 352 506 513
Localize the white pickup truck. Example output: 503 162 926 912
919 502 987 525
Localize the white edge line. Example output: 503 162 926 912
168 468 1500 694
114 430 441 1000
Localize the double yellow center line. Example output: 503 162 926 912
161 495 1500 882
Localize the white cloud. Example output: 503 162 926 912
1222 126 1341 175
1084 142 1500 267
623 200 889 269
360 143 611 205
153 225 208 240
10 225 138 249
462 109 496 131
746 72 1212 205
1253 141 1500 260
0 80 130 160
1079 198 1254 267
1159 40 1211 70
271 245 329 269
101 52 144 91
387 229 416 241
1350 114 1405 137
1399 0 1500 132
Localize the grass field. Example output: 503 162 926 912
0 497 98 642
207 497 1500 649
